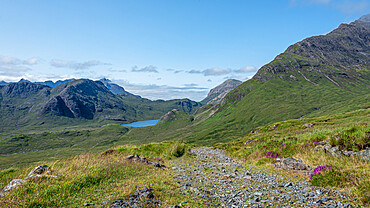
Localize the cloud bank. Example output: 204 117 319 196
186 66 257 76
131 65 159 73
114 79 208 101
50 59 110 70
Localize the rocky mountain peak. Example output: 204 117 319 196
201 79 242 105
1 82 49 98
358 14 370 23
253 14 370 82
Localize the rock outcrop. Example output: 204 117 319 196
201 79 242 105
275 157 307 170
126 154 166 169
315 144 370 161
0 165 56 197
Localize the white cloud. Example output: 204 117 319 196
50 59 110 70
0 56 21 65
235 66 258 73
0 65 31 76
188 68 231 76
131 65 159 73
187 66 258 76
0 55 38 78
114 79 208 101
204 68 231 76
23 57 40 65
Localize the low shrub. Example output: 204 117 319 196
310 166 357 187
265 151 280 158
329 125 370 151
170 142 186 158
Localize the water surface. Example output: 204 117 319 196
121 119 159 127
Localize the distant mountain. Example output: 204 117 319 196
0 79 201 132
0 78 140 97
98 78 138 97
34 79 76 87
0 81 8 86
201 79 242 105
126 14 370 145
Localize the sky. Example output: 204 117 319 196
0 0 368 101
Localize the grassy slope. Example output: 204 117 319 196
0 141 204 207
0 110 368 206
214 109 370 204
111 69 369 146
0 124 129 168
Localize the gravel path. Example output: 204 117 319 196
171 147 358 208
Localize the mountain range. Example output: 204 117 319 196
115 14 370 145
0 79 201 133
0 14 369 148
0 78 138 96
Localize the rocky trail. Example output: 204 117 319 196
170 147 357 208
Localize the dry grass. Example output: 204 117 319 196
0 147 198 207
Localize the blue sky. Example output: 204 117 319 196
0 0 368 101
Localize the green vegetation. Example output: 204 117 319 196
115 140 188 159
0 141 201 207
214 109 370 204
329 125 369 151
0 111 194 169
0 80 201 135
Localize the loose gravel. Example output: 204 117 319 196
171 147 359 208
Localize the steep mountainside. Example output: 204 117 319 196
197 14 370 142
201 79 242 104
99 78 138 96
122 14 370 145
0 79 201 133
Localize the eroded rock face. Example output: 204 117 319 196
201 79 242 105
1 82 48 98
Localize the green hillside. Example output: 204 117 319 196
0 80 201 134
104 16 369 145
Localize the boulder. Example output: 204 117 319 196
127 154 166 169
1 164 56 197
244 139 257 145
303 123 314 128
249 130 260 134
322 146 343 158
27 165 48 177
280 157 306 170
0 179 26 197
352 148 370 161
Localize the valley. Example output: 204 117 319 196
0 12 369 208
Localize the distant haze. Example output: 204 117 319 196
0 1 367 101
